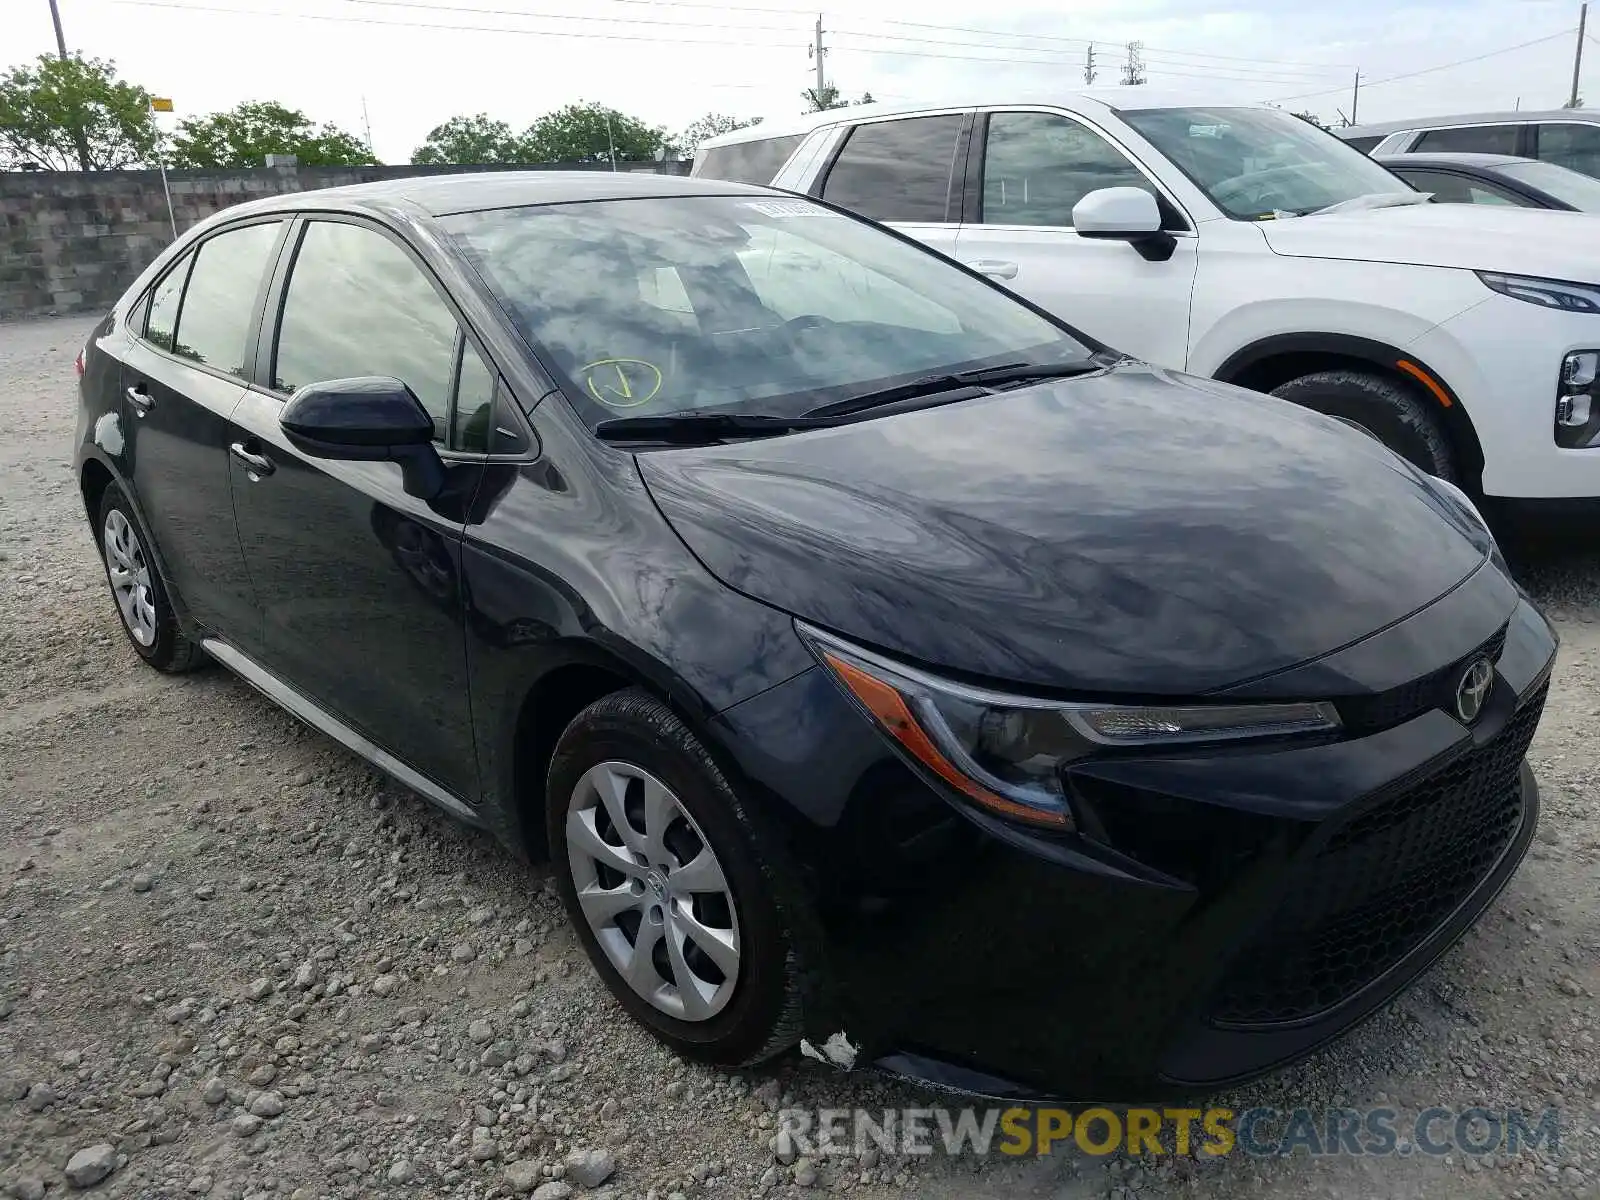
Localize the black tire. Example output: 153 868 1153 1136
546 688 804 1066
95 482 206 673
1270 368 1458 482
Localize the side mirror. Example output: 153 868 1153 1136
1071 187 1177 263
280 376 445 500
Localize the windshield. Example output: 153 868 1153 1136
1498 159 1600 210
441 195 1090 428
1122 107 1407 220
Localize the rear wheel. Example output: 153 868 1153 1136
547 688 804 1066
96 482 205 673
1270 368 1458 482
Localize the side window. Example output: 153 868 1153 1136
1535 123 1600 178
169 222 282 375
452 343 496 453
144 255 193 353
980 111 1153 228
819 115 965 223
274 221 459 439
1415 124 1521 154
1394 169 1478 204
1342 135 1382 154
696 135 804 184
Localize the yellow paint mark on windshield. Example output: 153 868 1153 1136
581 358 663 409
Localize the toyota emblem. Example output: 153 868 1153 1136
1454 657 1494 724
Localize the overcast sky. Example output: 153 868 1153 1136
11 0 1593 161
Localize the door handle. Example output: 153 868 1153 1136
125 384 154 414
229 441 276 478
968 259 1018 279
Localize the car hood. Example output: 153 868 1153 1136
637 364 1490 695
1260 201 1600 275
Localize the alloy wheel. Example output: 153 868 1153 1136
102 509 157 647
565 761 741 1021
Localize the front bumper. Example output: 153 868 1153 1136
711 587 1557 1101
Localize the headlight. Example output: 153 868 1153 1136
798 624 1341 829
1478 271 1600 312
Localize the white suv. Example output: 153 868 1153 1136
695 94 1600 515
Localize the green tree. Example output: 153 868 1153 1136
521 102 668 163
0 53 157 171
800 86 875 113
1292 110 1329 130
412 113 523 164
169 101 375 168
676 112 762 154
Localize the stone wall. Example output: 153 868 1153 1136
0 160 692 321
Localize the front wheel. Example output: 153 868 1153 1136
546 688 804 1066
1270 368 1458 482
96 482 206 673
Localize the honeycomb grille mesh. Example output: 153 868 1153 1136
1211 682 1546 1028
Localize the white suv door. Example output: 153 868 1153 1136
952 109 1198 368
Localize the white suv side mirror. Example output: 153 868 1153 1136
1071 187 1176 262
1072 186 1162 235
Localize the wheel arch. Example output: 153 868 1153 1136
79 456 117 526
507 643 737 863
1213 332 1486 490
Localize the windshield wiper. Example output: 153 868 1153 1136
802 360 1102 420
594 411 819 443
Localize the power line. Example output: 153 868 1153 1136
827 26 1341 81
117 0 801 46
1274 28 1576 102
359 0 1352 72
341 0 803 33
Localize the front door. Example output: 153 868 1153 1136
118 220 286 646
953 110 1198 369
228 217 488 801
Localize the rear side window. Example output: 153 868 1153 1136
1342 135 1382 154
168 222 282 375
1415 124 1521 154
820 115 965 223
696 135 803 184
1535 122 1600 178
144 256 192 354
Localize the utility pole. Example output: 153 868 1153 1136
1121 41 1146 86
360 96 374 156
812 14 827 95
1570 2 1588 108
1084 43 1098 86
1350 70 1361 124
47 0 68 57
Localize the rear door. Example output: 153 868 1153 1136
227 215 509 801
118 218 286 645
952 109 1197 367
810 112 971 260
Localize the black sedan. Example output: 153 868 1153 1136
1378 150 1600 210
73 171 1557 1100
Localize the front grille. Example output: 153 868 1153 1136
1210 682 1546 1028
1337 626 1508 735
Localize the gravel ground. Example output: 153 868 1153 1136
2 314 1598 1200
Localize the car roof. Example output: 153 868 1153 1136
218 170 772 220
1373 152 1537 168
1338 109 1600 138
697 90 1274 149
